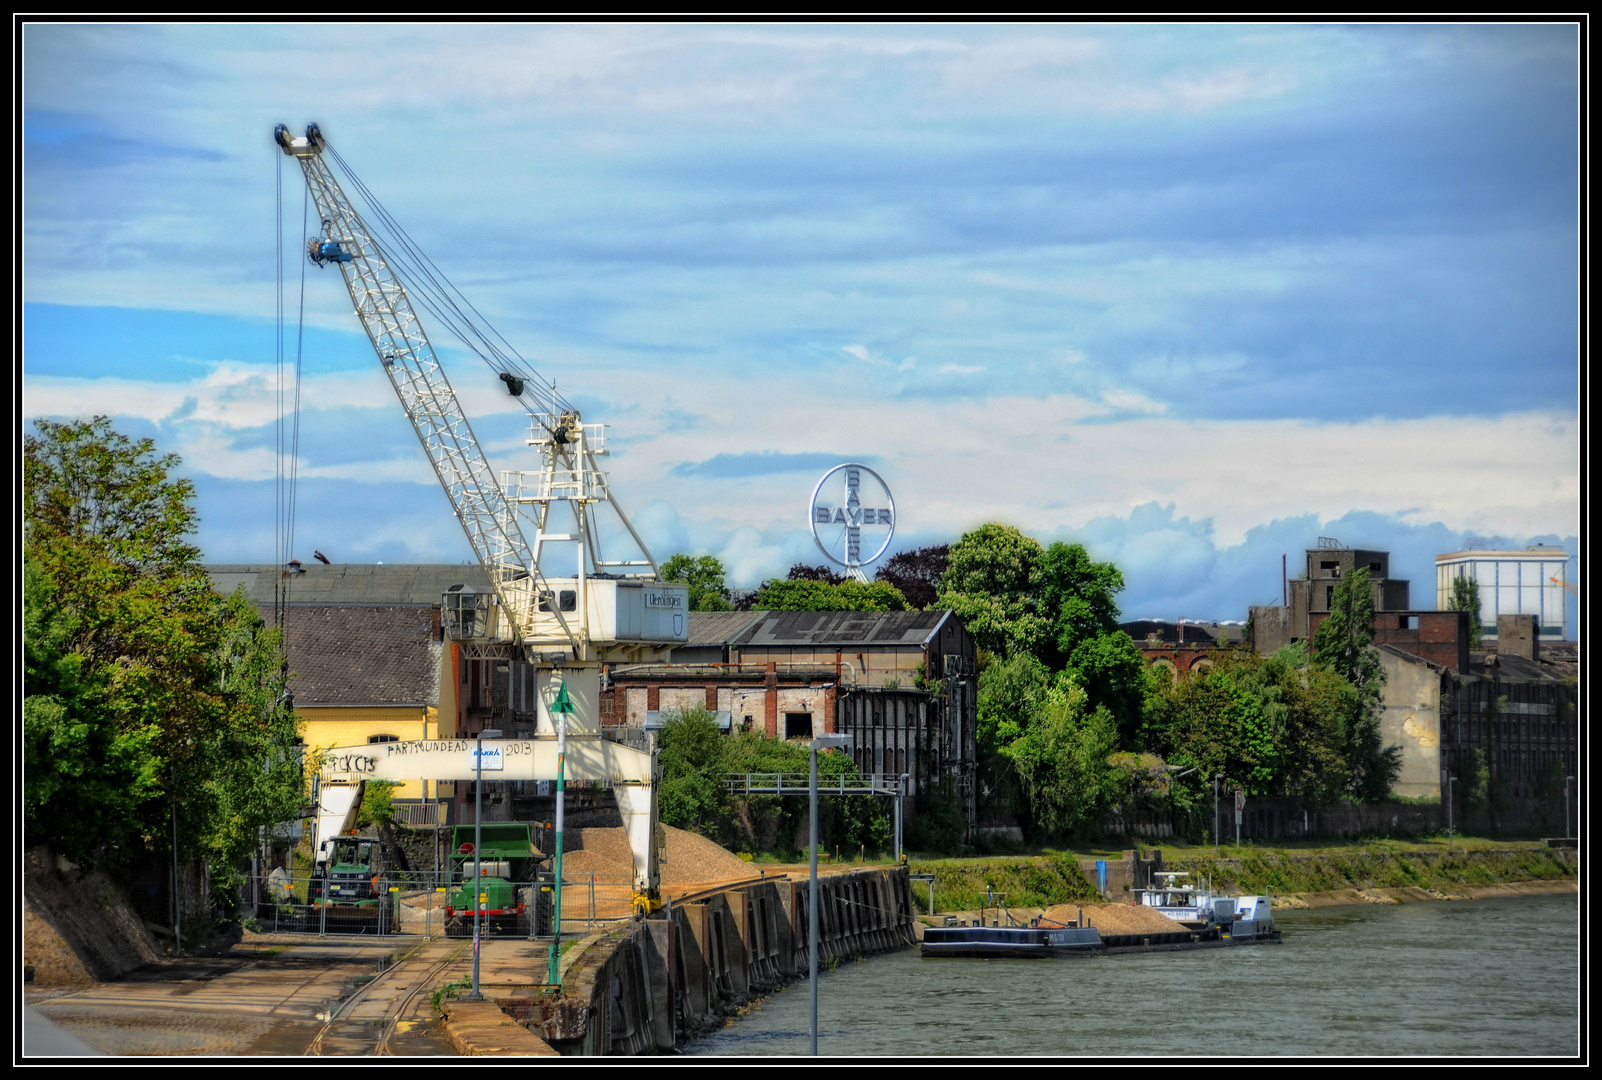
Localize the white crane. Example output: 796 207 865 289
276 122 684 911
274 122 686 664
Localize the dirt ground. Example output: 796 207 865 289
561 826 756 889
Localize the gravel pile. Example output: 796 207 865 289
561 826 753 887
1042 902 1189 935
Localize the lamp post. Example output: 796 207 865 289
1443 771 1456 851
1565 775 1576 839
809 731 853 1057
463 726 502 1002
1213 773 1223 855
547 678 575 988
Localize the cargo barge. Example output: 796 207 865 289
922 889 1281 959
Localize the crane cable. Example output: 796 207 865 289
321 146 577 428
274 152 309 626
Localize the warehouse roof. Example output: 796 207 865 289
280 605 443 708
208 563 488 607
715 609 954 647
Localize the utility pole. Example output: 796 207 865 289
464 726 502 1001
547 678 575 988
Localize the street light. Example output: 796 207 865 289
809 731 853 1057
463 726 502 1002
1213 774 1224 855
1443 771 1456 851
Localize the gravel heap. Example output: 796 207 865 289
1041 902 1191 935
560 826 753 887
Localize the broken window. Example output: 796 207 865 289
785 712 813 739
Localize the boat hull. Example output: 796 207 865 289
920 924 1282 959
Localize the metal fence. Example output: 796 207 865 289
243 870 631 938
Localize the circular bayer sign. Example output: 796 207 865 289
808 463 895 572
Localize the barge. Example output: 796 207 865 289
922 889 1281 958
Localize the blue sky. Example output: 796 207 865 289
22 24 1580 630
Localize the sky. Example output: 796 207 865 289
22 23 1581 631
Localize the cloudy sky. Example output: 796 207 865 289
23 24 1580 629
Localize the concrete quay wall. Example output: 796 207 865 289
512 866 917 1054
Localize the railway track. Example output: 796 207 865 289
305 941 468 1056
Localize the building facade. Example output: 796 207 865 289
600 609 980 842
1435 547 1571 641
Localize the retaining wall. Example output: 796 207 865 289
507 866 916 1054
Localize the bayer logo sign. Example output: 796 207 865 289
809 463 896 575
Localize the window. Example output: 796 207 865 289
785 712 813 739
368 734 399 744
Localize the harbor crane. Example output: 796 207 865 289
276 122 685 911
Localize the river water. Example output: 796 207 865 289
685 891 1578 1057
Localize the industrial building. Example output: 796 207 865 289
601 609 979 841
1435 547 1572 641
1243 546 1577 814
208 564 979 839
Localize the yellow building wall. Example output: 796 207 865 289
299 706 441 802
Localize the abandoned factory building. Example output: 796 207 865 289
600 609 980 842
1245 545 1578 820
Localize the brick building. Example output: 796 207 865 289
601 609 980 841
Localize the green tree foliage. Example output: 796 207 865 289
656 707 729 834
936 523 1048 657
1004 682 1122 839
939 523 1148 745
660 553 733 612
655 709 888 855
1448 574 1484 649
754 577 908 611
1312 567 1401 800
23 418 305 890
976 651 1052 758
1143 644 1348 803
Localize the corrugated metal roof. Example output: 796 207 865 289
685 610 766 646
728 609 950 647
280 605 443 707
208 563 488 606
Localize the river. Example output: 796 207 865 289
684 891 1578 1057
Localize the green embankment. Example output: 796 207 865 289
907 845 1576 913
1166 846 1577 896
907 853 1100 913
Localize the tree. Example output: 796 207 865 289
1037 541 1125 666
660 554 733 612
936 524 1048 658
874 545 948 609
976 651 1052 759
1448 574 1484 649
1004 681 1122 839
939 524 1145 744
656 709 887 854
786 563 844 585
656 708 729 836
1312 567 1401 800
24 417 305 889
754 577 908 611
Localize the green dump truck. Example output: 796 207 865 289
444 823 549 937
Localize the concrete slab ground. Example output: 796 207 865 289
23 935 455 1057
